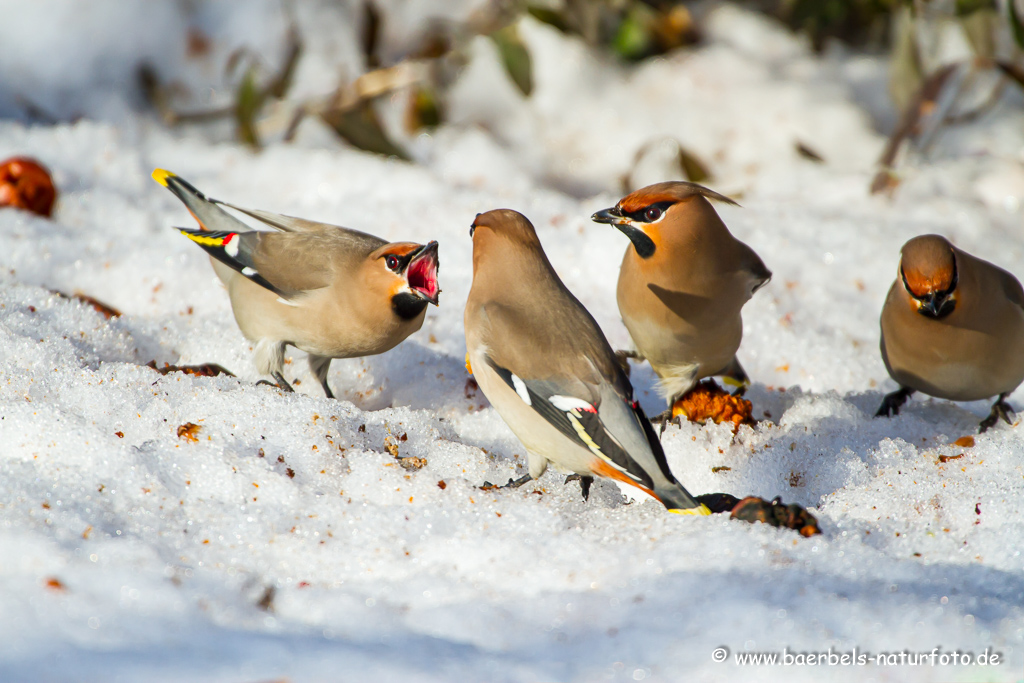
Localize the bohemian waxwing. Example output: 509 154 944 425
592 181 771 418
152 169 440 398
465 209 710 514
876 234 1024 432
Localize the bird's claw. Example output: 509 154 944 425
256 377 294 393
564 474 593 501
875 387 914 418
979 394 1015 433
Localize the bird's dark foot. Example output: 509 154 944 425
564 474 594 501
271 372 295 393
652 408 675 437
321 382 335 400
652 402 685 436
256 375 295 393
875 387 914 417
481 474 532 490
979 393 1015 433
615 350 642 377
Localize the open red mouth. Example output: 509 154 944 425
406 241 440 305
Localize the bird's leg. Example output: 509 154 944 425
271 371 295 393
614 349 643 377
564 474 594 501
875 387 914 417
979 393 1015 433
308 355 335 399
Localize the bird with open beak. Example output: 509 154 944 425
153 169 440 398
592 181 771 421
464 208 709 514
877 234 1024 432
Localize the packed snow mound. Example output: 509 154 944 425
1 3 1024 682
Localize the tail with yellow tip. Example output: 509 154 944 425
151 168 248 235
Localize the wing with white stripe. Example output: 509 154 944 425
485 357 656 489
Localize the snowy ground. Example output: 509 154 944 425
2 2 1024 682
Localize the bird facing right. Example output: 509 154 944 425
592 181 771 418
877 234 1024 432
153 169 440 399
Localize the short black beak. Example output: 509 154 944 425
593 207 656 259
591 207 624 224
918 293 955 319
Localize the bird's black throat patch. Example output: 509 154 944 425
392 292 428 320
616 225 656 258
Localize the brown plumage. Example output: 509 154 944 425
592 181 771 412
153 169 439 398
877 234 1024 432
465 209 708 514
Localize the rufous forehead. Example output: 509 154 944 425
380 242 421 257
902 262 954 297
618 191 683 213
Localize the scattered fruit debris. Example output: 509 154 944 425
671 380 754 429
147 361 235 377
51 290 121 319
0 157 56 217
398 456 427 471
695 493 820 536
44 577 66 591
954 436 975 448
730 496 821 536
176 423 201 442
256 586 276 612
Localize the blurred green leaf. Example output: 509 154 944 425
265 25 302 100
404 84 443 133
888 4 923 115
526 5 569 33
677 145 710 183
361 1 382 69
959 8 999 59
612 6 654 61
321 100 410 160
955 0 996 16
795 141 825 163
490 23 533 96
765 0 903 52
235 67 262 149
1010 0 1024 49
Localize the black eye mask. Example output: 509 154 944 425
619 201 675 224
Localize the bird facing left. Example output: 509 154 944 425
152 169 440 398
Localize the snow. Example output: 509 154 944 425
2 2 1024 682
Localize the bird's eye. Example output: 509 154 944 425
644 206 662 222
385 255 399 270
